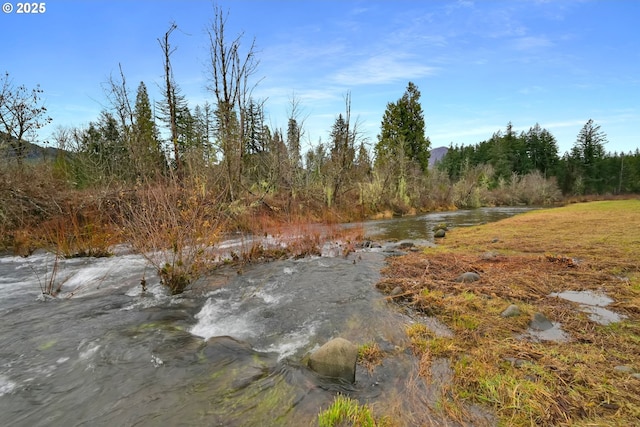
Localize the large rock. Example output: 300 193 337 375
530 312 554 331
308 337 358 383
455 272 480 283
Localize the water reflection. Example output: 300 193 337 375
360 206 537 241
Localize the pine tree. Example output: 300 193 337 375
192 102 216 165
133 81 165 179
570 119 608 194
375 82 430 172
80 111 129 181
525 123 558 177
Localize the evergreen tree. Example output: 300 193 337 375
375 82 430 172
286 117 302 170
80 111 130 181
353 141 372 181
192 102 216 165
570 119 608 194
328 113 356 203
374 82 430 205
156 81 190 172
525 123 558 177
243 99 266 155
133 82 165 179
268 128 288 188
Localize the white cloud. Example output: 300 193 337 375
331 54 438 86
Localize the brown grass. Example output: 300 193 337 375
377 200 640 426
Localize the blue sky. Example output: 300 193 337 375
2 0 638 156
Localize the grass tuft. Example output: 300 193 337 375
318 394 392 427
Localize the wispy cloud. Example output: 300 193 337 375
518 85 547 95
513 36 553 50
331 54 438 86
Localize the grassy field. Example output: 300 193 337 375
377 200 640 426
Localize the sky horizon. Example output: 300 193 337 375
2 0 638 157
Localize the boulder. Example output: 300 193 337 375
308 337 358 383
434 222 448 231
501 304 521 318
434 229 446 238
455 272 480 283
480 251 498 260
530 312 553 331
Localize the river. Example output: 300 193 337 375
0 207 533 426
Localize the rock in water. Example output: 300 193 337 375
530 312 554 331
308 337 358 383
434 229 446 238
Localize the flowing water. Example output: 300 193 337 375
0 207 533 426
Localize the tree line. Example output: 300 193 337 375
1 4 638 222
438 119 640 201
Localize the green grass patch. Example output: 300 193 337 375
318 394 391 427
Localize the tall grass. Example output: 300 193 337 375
32 253 64 297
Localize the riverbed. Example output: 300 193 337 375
0 207 533 426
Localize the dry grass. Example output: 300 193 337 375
377 199 640 426
358 342 385 373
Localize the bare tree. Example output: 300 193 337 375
286 92 307 172
103 64 134 134
0 72 52 165
206 4 259 200
329 92 364 205
158 22 182 176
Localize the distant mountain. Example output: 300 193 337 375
1 132 61 162
429 146 449 168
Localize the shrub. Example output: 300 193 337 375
120 178 224 294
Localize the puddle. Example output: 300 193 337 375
516 312 570 343
581 305 626 325
550 290 613 306
549 290 626 325
522 322 570 342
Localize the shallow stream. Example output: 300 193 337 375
0 207 533 426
